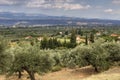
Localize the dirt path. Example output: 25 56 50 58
40 66 96 80
1 66 120 80
83 67 120 80
0 75 6 80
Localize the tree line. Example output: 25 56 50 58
0 36 120 80
40 29 77 49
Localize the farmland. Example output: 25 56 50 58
0 25 120 80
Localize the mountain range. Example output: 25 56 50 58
0 12 120 26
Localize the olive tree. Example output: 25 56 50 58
69 46 91 68
61 46 91 68
0 36 12 73
10 45 55 80
102 42 120 62
61 50 74 68
88 43 110 72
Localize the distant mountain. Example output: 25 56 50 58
0 12 49 19
0 12 72 20
0 12 120 26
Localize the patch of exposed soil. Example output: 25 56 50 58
1 66 120 80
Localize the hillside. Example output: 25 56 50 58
0 66 120 80
1 12 120 26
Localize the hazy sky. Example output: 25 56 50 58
0 0 120 20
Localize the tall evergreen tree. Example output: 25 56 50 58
65 30 69 35
63 39 67 47
78 28 83 36
85 34 88 45
70 29 76 43
89 33 95 43
69 29 77 48
40 37 48 49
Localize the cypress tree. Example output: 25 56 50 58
40 37 48 49
89 33 95 43
85 34 88 45
70 29 76 44
70 29 77 48
78 28 83 36
48 38 53 49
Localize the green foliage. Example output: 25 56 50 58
10 45 55 80
40 36 77 49
64 29 77 48
77 28 83 36
60 50 71 67
103 36 116 42
69 46 91 68
70 29 76 44
102 42 120 62
60 46 91 68
91 29 98 34
64 30 69 35
52 65 62 72
40 37 48 49
61 41 113 72
85 34 88 45
88 42 110 72
66 42 77 48
41 37 62 49
89 33 95 43
0 36 12 73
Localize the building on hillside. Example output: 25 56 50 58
117 36 120 43
118 36 120 39
25 36 32 39
76 35 80 43
76 35 80 40
110 34 118 37
76 35 85 43
96 32 101 36
37 37 43 41
59 32 63 35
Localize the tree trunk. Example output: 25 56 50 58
18 71 22 79
28 71 35 80
24 68 35 80
94 67 99 72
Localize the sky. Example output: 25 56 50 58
0 0 120 20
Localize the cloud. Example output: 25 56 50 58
0 0 91 10
27 0 91 10
46 0 73 3
111 10 120 14
0 0 15 5
104 9 120 15
55 4 90 10
112 0 120 4
0 9 3 12
104 9 113 13
0 0 29 5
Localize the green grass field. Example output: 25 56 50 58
57 38 70 43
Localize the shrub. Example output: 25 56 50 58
0 36 12 73
70 46 91 67
102 42 120 62
61 46 91 68
52 65 62 72
88 43 110 72
61 50 71 67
